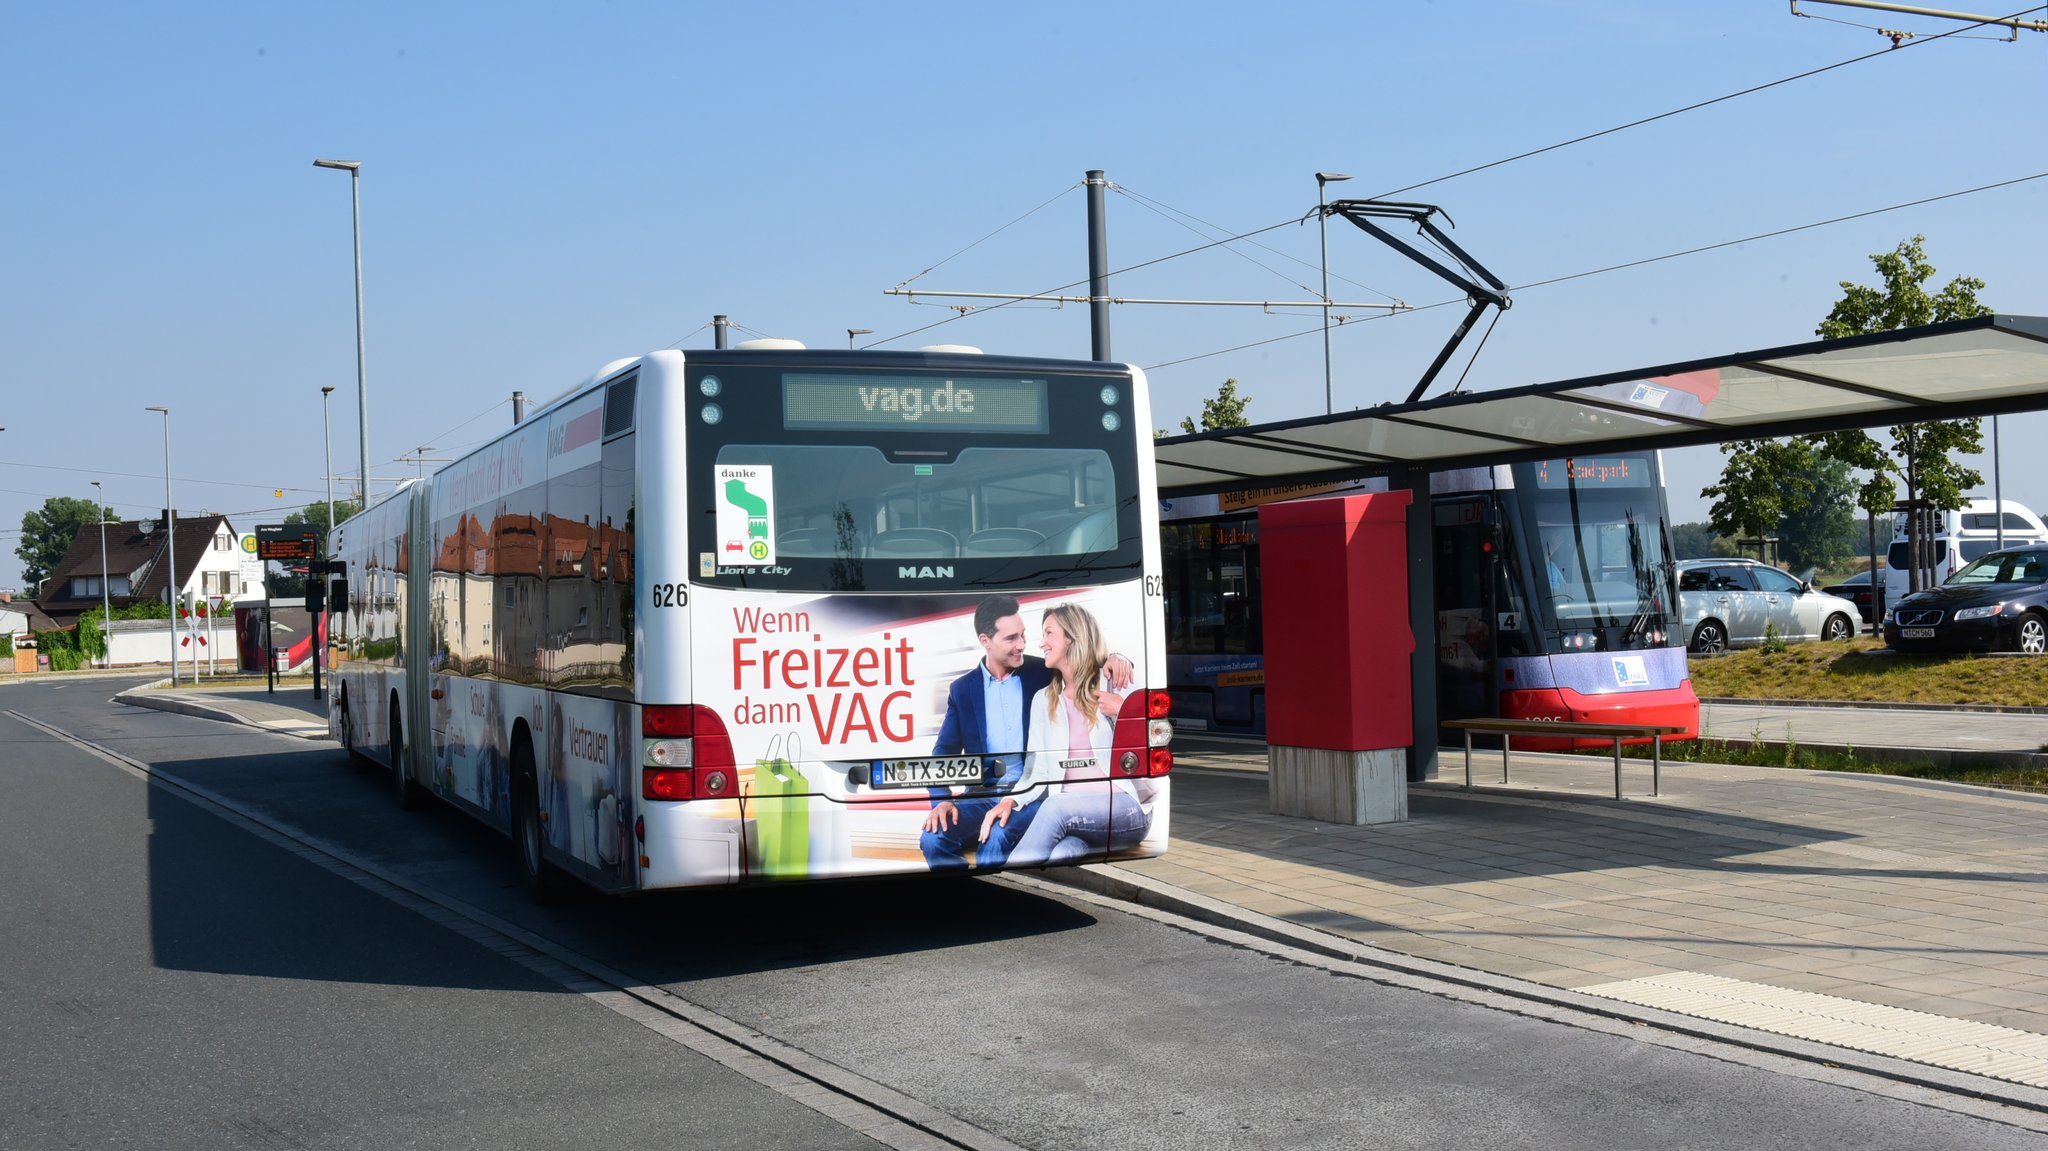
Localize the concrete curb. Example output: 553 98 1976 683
1693 737 2048 774
1041 862 2048 1119
1703 695 2048 717
114 680 331 741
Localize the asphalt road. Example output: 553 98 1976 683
4 676 2045 1150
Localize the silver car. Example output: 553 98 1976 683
1678 559 1861 653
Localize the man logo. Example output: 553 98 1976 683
898 566 954 579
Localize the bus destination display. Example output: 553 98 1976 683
782 373 1049 434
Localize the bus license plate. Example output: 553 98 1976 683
874 756 985 788
1901 627 1936 639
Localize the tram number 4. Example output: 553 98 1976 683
1143 576 1163 597
651 583 689 609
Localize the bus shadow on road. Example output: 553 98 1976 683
143 768 566 992
144 745 1100 991
552 875 1102 984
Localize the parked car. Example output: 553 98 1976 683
1883 499 2048 609
1819 569 1877 626
1677 558 1861 654
1882 544 2048 655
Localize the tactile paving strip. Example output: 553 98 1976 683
1577 971 2048 1087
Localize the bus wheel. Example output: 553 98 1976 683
512 739 558 903
340 690 370 773
1689 620 1727 655
1822 614 1854 642
392 701 420 811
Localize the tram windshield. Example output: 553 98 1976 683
1514 456 1675 651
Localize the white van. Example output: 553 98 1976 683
1884 499 2048 607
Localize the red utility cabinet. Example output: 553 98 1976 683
1258 491 1415 752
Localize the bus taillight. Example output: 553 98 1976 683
1112 689 1175 778
642 704 737 801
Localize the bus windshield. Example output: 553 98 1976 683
1515 457 1675 649
687 365 1144 592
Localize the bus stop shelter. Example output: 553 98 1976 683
1152 314 2048 818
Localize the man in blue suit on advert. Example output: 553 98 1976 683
922 594 1128 870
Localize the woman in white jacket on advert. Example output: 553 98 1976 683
995 602 1151 867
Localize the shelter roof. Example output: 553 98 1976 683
1153 314 2048 497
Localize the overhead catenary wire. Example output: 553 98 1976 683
867 9 2043 374
1511 170 2048 294
1793 0 2046 41
890 184 1080 291
403 397 515 468
1144 171 2048 373
1113 184 1405 306
661 320 711 350
863 217 1304 349
1375 6 2042 200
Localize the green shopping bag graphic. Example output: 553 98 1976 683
752 733 811 877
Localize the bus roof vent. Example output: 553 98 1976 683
579 357 641 390
919 344 983 355
734 338 807 350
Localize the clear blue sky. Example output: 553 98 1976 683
5 1 2045 589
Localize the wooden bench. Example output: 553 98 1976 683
1440 718 1692 799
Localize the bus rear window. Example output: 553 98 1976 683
695 443 1140 590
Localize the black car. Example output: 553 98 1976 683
1820 569 1876 625
1882 545 2048 655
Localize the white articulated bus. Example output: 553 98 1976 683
327 347 1173 898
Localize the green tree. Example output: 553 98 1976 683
285 499 361 554
1777 451 1857 574
16 496 104 593
1669 522 1731 560
1162 378 1252 437
1701 438 1817 562
1809 235 1989 592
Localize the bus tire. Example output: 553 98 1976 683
340 688 371 773
1822 613 1854 642
1689 620 1727 655
392 696 420 811
511 738 559 903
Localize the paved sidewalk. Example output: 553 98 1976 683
1080 736 2048 1105
118 684 2048 1107
117 680 331 739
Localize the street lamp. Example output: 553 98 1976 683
1315 171 1353 415
313 158 370 506
91 480 110 669
1993 416 2004 550
321 385 337 532
847 328 872 350
145 405 176 686
318 384 337 701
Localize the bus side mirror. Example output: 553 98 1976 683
329 575 350 614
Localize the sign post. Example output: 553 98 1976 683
256 525 319 696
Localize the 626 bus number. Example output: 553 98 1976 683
650 583 689 609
